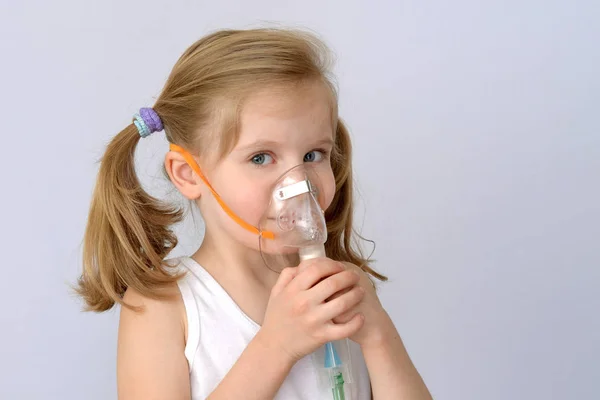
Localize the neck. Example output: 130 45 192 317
192 229 280 289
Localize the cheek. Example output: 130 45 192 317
217 174 273 225
318 170 336 211
235 186 271 223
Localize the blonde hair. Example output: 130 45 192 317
76 28 387 312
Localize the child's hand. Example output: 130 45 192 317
258 258 365 363
331 262 391 348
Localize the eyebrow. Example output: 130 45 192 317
235 137 335 153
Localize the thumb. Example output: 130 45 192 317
271 267 299 296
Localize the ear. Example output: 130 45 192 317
164 151 203 200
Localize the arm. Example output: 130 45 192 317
117 286 294 400
362 313 432 400
209 262 364 399
206 330 294 399
332 263 432 400
117 284 191 400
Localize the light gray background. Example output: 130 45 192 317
1 0 598 399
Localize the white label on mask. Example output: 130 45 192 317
276 180 310 200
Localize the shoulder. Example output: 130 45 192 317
340 261 369 279
117 283 190 399
120 282 186 330
341 261 378 290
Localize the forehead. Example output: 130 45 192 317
236 81 335 145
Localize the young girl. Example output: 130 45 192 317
77 28 432 400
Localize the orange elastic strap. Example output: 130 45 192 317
169 143 275 240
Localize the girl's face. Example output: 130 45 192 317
198 81 336 253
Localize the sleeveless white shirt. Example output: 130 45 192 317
172 256 372 399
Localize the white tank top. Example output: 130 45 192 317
172 256 372 400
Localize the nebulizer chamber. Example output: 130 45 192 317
259 164 357 400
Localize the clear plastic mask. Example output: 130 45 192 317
258 163 328 272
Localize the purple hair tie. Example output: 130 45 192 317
140 107 163 132
133 107 164 138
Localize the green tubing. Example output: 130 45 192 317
331 371 345 400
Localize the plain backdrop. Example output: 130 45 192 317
1 1 598 399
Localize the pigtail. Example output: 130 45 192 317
76 124 184 312
325 119 388 283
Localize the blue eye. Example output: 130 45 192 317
304 150 325 163
251 153 273 166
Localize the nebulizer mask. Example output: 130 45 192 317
256 163 327 265
170 144 357 400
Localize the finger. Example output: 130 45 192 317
271 267 299 296
290 259 344 292
325 285 353 302
317 285 365 321
297 257 321 273
309 270 360 304
324 313 365 342
332 309 357 325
